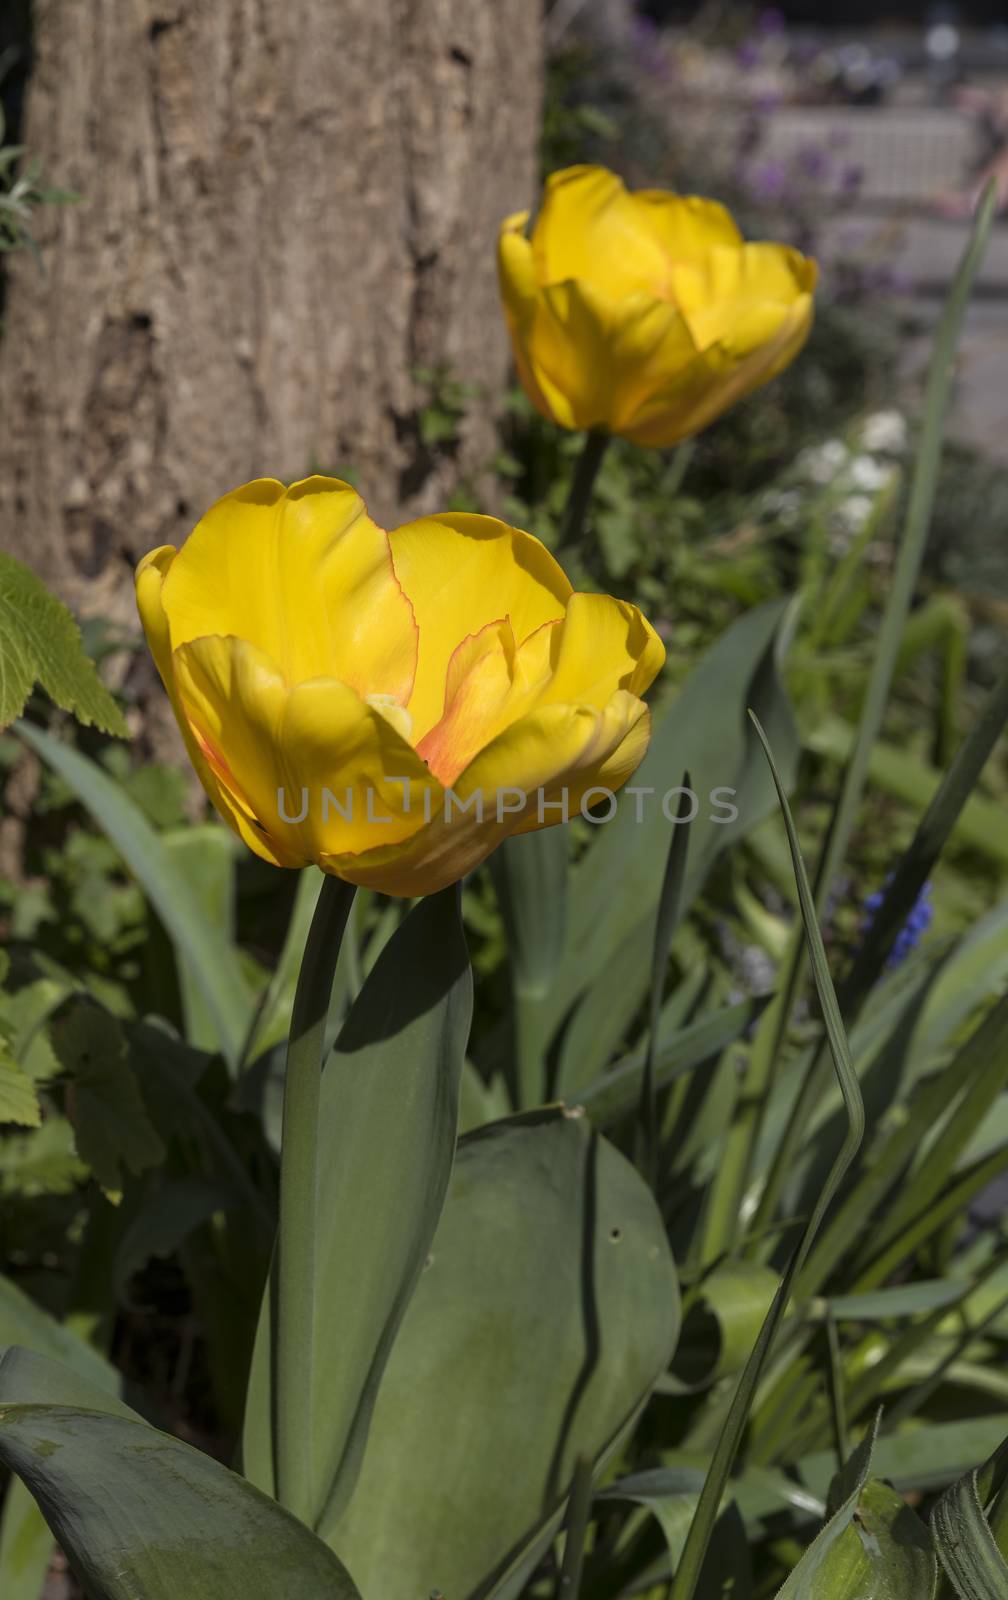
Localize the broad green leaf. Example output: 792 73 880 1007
15 720 255 1071
550 598 799 1032
0 1402 362 1599
54 1004 165 1193
242 889 473 1532
0 553 127 735
0 1326 126 1600
325 1108 680 1599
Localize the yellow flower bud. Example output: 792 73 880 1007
498 164 817 447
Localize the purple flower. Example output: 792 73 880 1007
757 6 787 34
862 879 934 969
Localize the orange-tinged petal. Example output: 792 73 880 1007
389 512 572 741
161 476 418 703
135 550 290 867
172 636 436 866
322 690 650 897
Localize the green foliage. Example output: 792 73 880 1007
0 554 127 737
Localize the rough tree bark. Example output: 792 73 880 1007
0 0 543 625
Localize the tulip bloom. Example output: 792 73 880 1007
498 164 817 447
136 478 664 896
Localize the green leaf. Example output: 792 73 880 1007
780 1476 937 1598
673 1260 781 1387
667 717 865 1600
55 1004 165 1193
325 1107 680 1600
242 888 473 1532
0 553 128 736
492 828 567 1108
0 1401 362 1599
160 825 238 1053
0 1048 40 1127
774 1417 879 1596
599 1470 753 1598
932 1442 1008 1600
16 720 255 1071
551 597 799 1033
0 1317 126 1600
823 1280 969 1321
576 995 767 1125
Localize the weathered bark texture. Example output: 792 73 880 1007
0 0 542 626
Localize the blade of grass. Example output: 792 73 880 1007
742 181 999 1248
639 772 692 1186
555 1455 594 1599
795 991 1008 1301
667 714 865 1600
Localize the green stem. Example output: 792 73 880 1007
556 1455 594 1599
560 430 610 551
515 984 551 1108
275 873 356 1520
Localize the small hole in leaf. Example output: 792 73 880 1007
609 1227 622 1243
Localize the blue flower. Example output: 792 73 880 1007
862 878 934 969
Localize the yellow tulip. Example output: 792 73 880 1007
136 477 664 896
498 164 817 447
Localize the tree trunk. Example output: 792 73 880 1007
0 0 542 626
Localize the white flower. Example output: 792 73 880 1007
860 410 907 455
798 438 849 485
848 455 894 492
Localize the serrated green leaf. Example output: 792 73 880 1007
55 1005 165 1192
0 1049 40 1128
0 552 128 736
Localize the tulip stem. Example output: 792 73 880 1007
560 430 610 553
275 872 357 1523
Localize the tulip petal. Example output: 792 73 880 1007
498 213 557 424
389 512 572 740
322 690 650 898
461 689 651 833
136 550 292 868
532 165 672 302
623 293 815 447
671 242 817 351
529 279 698 436
540 592 665 707
161 476 418 703
172 637 436 867
632 191 744 262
